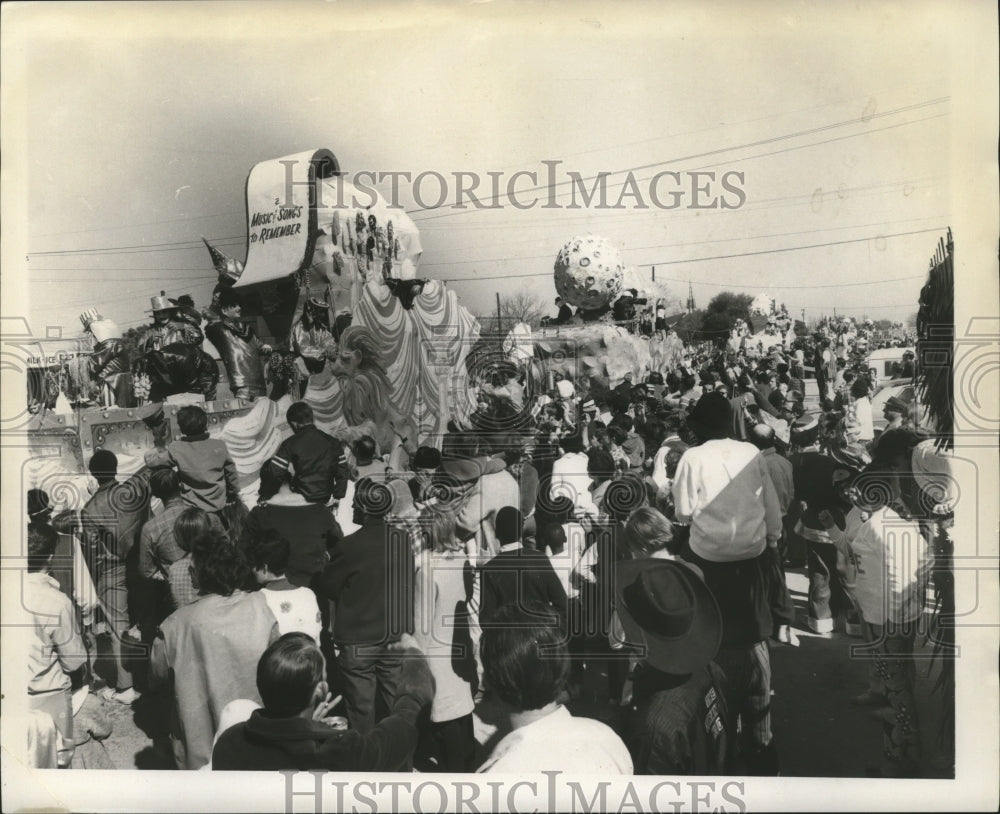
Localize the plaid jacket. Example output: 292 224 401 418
139 499 188 580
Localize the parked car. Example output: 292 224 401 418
866 347 915 390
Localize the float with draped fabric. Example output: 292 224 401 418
25 148 481 512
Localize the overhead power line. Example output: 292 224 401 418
436 226 946 282
27 236 244 259
408 96 949 221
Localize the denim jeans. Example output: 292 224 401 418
97 563 134 691
337 643 403 735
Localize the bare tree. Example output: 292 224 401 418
479 291 548 336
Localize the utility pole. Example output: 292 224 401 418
651 266 655 282
496 291 502 338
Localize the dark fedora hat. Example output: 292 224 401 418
883 395 910 415
615 559 722 675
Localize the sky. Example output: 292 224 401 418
2 1 994 340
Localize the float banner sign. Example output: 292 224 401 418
235 148 340 289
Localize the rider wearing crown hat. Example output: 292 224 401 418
81 309 133 407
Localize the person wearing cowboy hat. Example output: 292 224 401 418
616 558 734 774
141 292 204 354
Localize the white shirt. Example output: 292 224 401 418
550 452 598 519
848 506 931 626
260 585 322 642
650 434 683 489
478 705 633 774
672 439 782 562
545 522 595 599
848 396 874 442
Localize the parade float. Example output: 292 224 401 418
498 235 688 398
24 148 480 510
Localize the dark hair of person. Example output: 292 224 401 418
608 425 628 446
850 376 870 400
256 633 325 717
150 468 181 501
27 488 52 522
537 522 566 555
27 523 58 573
88 448 118 482
559 431 585 455
177 405 208 437
190 529 251 596
258 459 290 502
587 448 616 482
611 414 634 433
481 601 569 711
494 506 523 546
609 392 632 416
286 401 314 427
248 528 290 575
174 507 215 554
413 446 442 470
499 447 524 468
640 418 666 450
353 435 377 464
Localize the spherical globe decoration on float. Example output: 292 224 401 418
553 235 625 310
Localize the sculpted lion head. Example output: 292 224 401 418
329 325 392 427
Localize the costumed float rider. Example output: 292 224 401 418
142 293 204 353
553 297 575 325
80 309 133 408
292 295 336 383
139 293 219 401
205 288 272 400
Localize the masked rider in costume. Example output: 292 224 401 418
81 309 133 407
205 288 271 400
